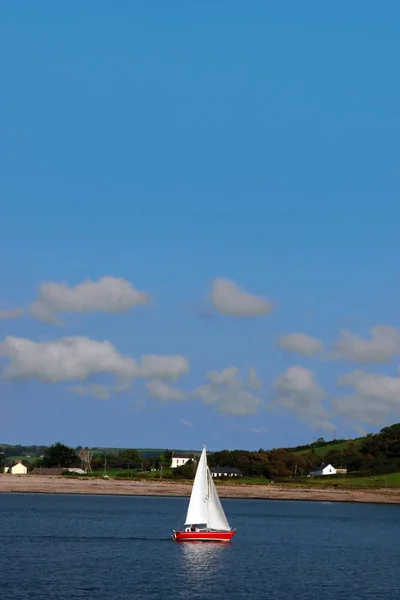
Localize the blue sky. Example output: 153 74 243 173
1 1 399 450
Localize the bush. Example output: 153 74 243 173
172 460 196 479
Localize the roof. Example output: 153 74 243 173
172 453 194 459
30 467 66 475
210 467 241 474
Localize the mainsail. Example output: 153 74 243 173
184 446 208 526
184 446 231 532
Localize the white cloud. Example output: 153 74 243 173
272 366 333 429
352 424 367 437
207 366 241 388
0 308 25 319
278 333 322 356
313 420 337 433
146 380 186 402
210 278 273 317
0 336 139 382
250 426 269 434
193 367 262 416
0 336 188 387
333 369 400 425
330 326 400 364
69 384 111 400
29 276 151 324
139 355 189 381
246 367 263 390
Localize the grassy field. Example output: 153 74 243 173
293 438 363 458
66 470 400 489
308 472 400 488
214 472 400 488
75 468 175 479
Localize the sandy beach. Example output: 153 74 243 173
1 474 400 504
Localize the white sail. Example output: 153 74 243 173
184 446 231 532
184 446 208 525
206 467 231 531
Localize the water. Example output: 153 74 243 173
1 493 399 599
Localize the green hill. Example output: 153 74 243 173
2 424 400 483
291 438 364 458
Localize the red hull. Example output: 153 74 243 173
172 530 236 543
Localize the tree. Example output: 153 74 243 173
158 450 173 469
172 460 196 479
107 449 141 469
42 442 78 468
315 437 326 447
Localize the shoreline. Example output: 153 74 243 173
1 475 400 504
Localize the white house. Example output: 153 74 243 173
309 463 337 477
170 453 195 468
10 461 28 475
210 467 242 478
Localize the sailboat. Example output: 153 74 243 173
172 446 236 542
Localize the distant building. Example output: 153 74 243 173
170 452 195 469
210 467 242 478
30 467 65 476
335 468 348 474
30 466 86 476
10 461 28 475
309 463 337 476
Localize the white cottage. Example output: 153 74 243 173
10 461 28 475
309 463 337 476
210 467 242 478
170 452 195 469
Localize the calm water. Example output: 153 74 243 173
0 493 399 600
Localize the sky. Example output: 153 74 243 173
1 1 400 451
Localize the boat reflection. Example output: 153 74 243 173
178 541 230 591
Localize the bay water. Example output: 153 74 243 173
0 493 398 599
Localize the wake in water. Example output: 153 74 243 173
1 534 172 542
